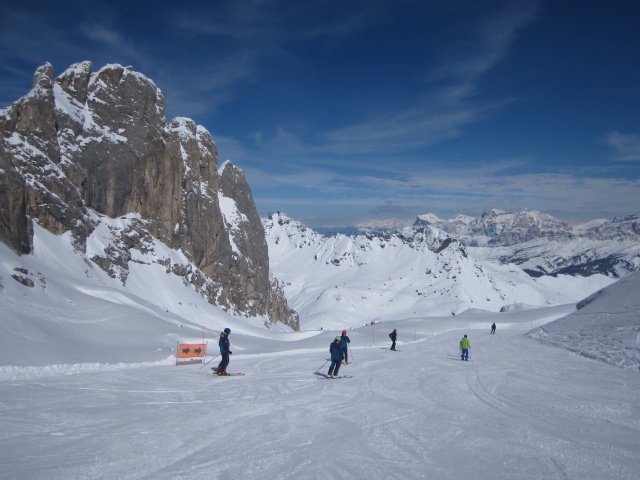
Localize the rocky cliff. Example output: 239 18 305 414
415 209 640 277
0 62 299 330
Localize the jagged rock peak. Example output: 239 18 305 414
0 62 299 330
32 63 54 89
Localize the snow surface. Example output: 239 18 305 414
528 271 640 371
1 303 639 479
1 222 640 478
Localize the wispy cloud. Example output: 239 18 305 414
248 160 640 226
172 1 384 44
312 1 541 155
606 131 640 162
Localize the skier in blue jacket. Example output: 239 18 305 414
340 330 351 364
328 336 344 378
216 328 232 375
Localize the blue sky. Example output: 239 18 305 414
1 0 639 228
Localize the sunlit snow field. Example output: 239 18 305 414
1 227 639 479
1 300 640 479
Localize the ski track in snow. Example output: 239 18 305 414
1 326 639 480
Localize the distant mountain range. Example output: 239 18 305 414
262 211 616 329
315 209 639 278
414 209 640 277
414 209 640 246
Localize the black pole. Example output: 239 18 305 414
200 354 220 369
314 359 329 373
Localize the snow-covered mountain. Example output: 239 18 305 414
262 212 614 330
0 62 298 330
415 209 640 277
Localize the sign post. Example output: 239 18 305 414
175 342 208 365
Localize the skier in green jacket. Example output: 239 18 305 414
460 334 470 361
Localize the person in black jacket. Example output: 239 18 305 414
491 323 496 334
328 337 344 378
340 330 351 364
389 329 397 351
216 328 232 375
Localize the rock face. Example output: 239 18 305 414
415 209 640 278
415 209 640 247
415 209 576 247
0 62 299 330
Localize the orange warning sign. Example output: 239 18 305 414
177 343 207 358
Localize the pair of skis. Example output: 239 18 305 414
314 372 352 379
211 368 244 376
211 368 352 378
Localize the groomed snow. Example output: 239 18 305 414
1 306 639 479
1 219 639 478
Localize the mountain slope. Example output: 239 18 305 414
263 212 614 330
0 62 298 329
528 270 640 371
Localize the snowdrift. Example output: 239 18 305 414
528 270 640 371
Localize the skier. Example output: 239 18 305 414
216 328 232 375
389 329 397 351
460 334 470 361
340 330 351 364
328 336 344 378
491 323 496 334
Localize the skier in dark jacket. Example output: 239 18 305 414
216 328 232 375
328 336 344 378
389 329 397 351
491 323 496 334
340 330 351 364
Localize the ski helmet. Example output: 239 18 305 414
342 330 347 335
335 336 341 341
224 328 231 334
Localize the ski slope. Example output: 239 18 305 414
1 304 639 480
1 220 639 479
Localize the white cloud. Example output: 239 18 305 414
606 131 640 162
248 159 640 226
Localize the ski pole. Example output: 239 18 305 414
314 359 329 373
200 354 220 369
348 345 353 364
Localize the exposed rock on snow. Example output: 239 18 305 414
0 62 298 329
415 209 640 277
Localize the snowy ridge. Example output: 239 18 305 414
263 212 614 330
